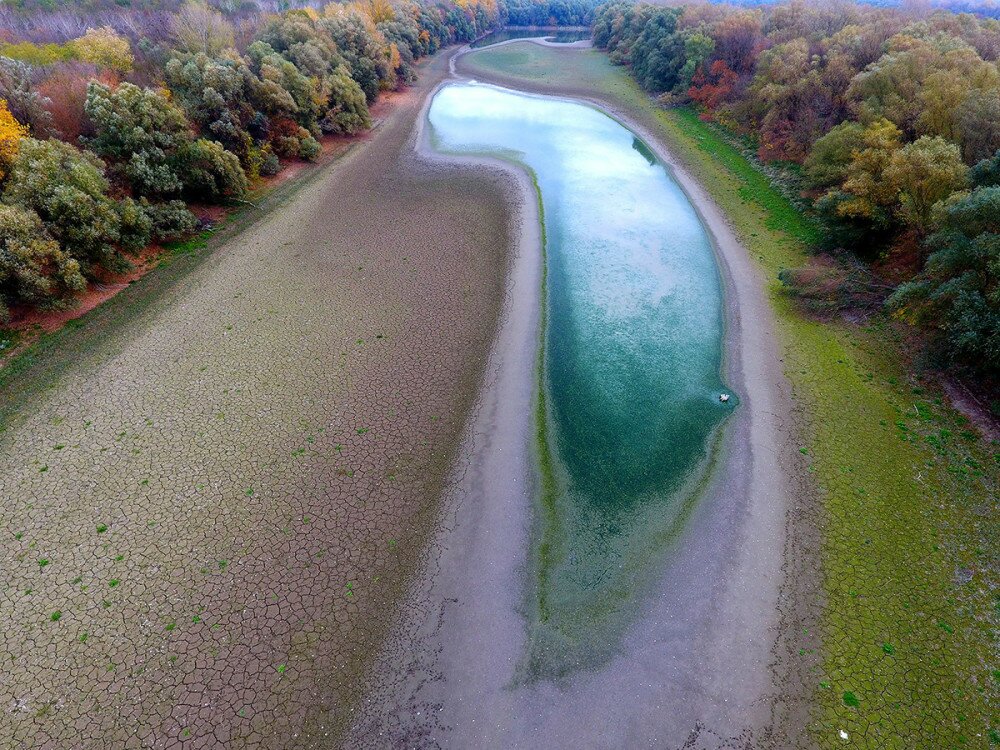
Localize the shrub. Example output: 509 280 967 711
85 81 191 197
142 199 197 238
298 134 321 161
117 197 154 252
257 146 280 176
176 137 247 201
0 204 86 320
3 138 124 274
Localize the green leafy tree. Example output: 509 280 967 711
320 6 394 102
890 186 1000 370
833 118 904 227
176 138 247 201
804 121 864 189
85 81 246 202
3 138 125 273
164 50 259 166
970 149 1000 189
0 204 85 319
85 81 192 197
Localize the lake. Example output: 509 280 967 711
428 82 734 679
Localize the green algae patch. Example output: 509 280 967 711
461 41 999 747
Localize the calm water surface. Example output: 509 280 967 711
428 82 734 679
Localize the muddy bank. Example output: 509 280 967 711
0 48 511 749
348 47 803 748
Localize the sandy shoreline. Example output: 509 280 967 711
347 42 802 747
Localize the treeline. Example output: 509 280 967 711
0 0 503 319
505 0 596 26
593 1 1000 374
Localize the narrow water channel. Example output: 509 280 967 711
469 28 591 48
428 82 735 680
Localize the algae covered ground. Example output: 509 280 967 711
460 42 999 749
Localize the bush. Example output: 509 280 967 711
0 204 86 320
260 150 281 177
117 197 153 252
3 138 125 274
142 199 197 238
176 137 247 201
298 135 321 161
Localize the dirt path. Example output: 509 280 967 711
347 45 804 749
0 48 512 749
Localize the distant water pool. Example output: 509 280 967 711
427 82 734 679
470 27 590 48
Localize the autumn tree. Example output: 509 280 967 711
171 1 236 56
884 136 968 233
0 98 28 181
72 27 134 73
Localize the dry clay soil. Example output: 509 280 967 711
0 49 515 749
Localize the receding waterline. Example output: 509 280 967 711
428 82 736 680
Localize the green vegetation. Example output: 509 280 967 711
463 40 997 749
591 1 1000 376
0 0 505 320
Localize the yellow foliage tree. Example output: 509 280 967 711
352 0 395 24
72 27 134 73
0 99 29 182
837 118 904 221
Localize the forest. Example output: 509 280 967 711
593 0 1000 377
0 0 520 321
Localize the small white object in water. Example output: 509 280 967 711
719 393 730 403
839 730 849 741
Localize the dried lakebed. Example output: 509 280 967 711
351 81 793 747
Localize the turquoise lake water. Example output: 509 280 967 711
428 82 734 679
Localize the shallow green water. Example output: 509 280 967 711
469 28 590 48
428 82 734 679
